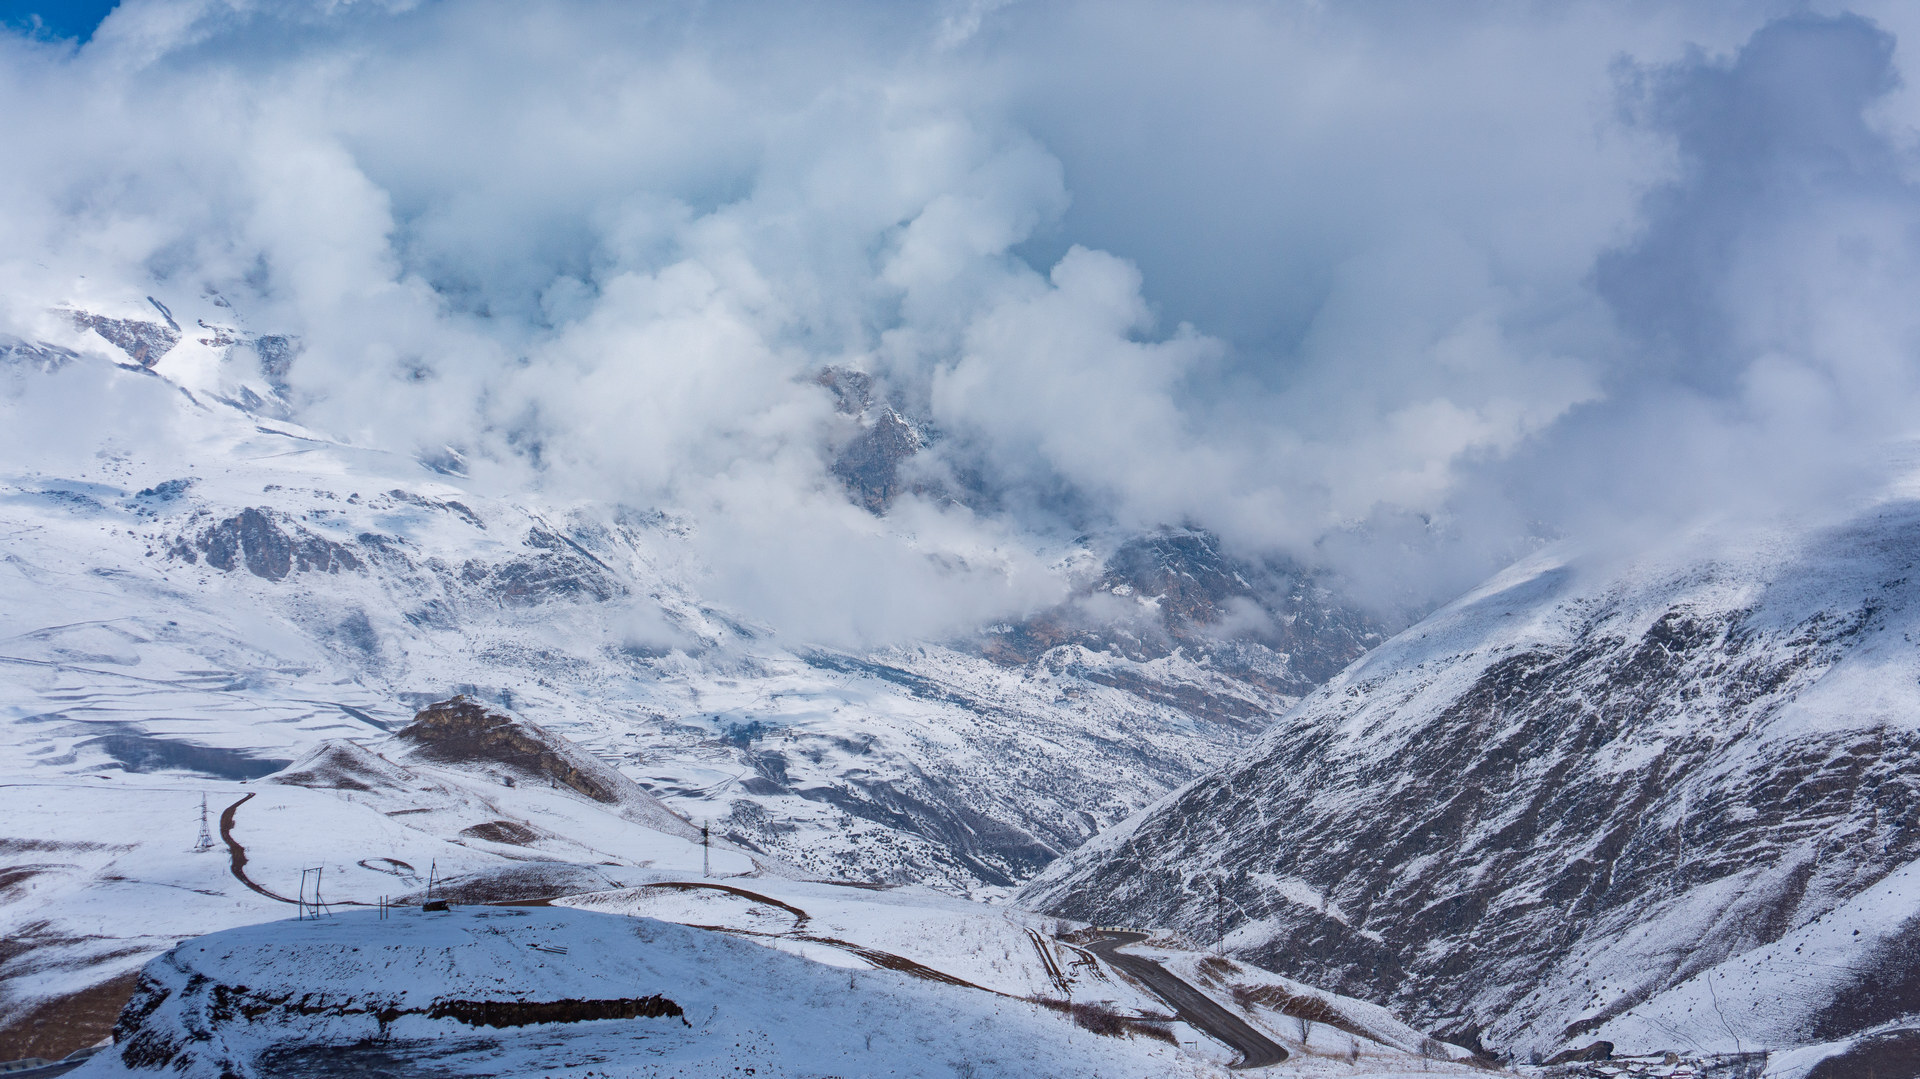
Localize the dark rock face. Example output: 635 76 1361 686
459 526 622 605
173 507 363 580
1025 507 1920 1057
70 311 180 367
813 367 936 513
134 478 196 502
1812 911 1920 1038
1804 1028 1920 1079
394 697 623 806
832 406 924 513
815 366 872 415
984 529 1383 707
250 334 298 394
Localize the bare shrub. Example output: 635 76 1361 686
1071 1002 1126 1036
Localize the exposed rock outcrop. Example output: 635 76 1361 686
70 309 179 368
171 507 363 580
392 697 696 839
832 406 924 513
457 526 622 605
984 528 1383 707
0 336 78 374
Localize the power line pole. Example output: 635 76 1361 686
193 793 215 853
701 820 711 878
298 867 329 919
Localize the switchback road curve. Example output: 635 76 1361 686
1084 931 1288 1070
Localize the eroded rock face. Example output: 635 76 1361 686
1024 506 1920 1058
832 406 924 513
249 334 298 394
458 526 622 606
171 507 363 580
71 310 180 368
395 697 623 805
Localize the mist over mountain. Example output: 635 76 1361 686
7 1 1919 642
8 3 1920 1076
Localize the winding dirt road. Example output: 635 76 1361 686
219 793 296 904
1084 931 1288 1070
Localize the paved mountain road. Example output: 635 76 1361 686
1084 931 1288 1070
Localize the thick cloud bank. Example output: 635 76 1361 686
3 0 1918 642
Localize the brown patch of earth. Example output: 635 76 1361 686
459 820 540 845
0 971 141 1062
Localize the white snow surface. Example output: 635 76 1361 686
67 905 1187 1079
59 901 1490 1079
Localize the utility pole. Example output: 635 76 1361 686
298 867 329 919
701 820 711 878
193 793 215 853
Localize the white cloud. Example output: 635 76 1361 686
2 0 1917 640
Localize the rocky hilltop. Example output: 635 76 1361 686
1023 497 1920 1063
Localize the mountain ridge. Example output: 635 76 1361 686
1022 495 1920 1062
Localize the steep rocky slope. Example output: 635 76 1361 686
1023 493 1920 1063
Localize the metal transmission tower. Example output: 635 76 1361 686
193 793 216 853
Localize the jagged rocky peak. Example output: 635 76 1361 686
833 405 924 513
812 365 933 513
983 527 1383 693
1022 501 1920 1063
814 365 872 415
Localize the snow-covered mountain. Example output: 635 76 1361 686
0 293 1379 902
1023 489 1920 1066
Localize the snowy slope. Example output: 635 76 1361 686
0 303 1378 1057
5 716 1473 1076
67 906 1192 1079
61 900 1491 1079
0 313 1343 900
1023 492 1920 1063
